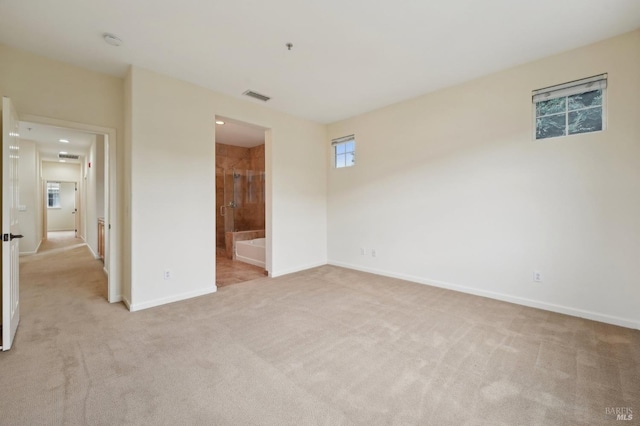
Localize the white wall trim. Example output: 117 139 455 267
128 286 218 312
84 240 100 260
328 260 640 330
120 295 131 309
270 261 327 278
19 239 42 256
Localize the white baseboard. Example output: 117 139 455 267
328 260 640 330
128 286 218 312
236 254 265 269
103 266 108 276
121 295 131 310
270 260 327 278
84 242 100 260
19 239 43 256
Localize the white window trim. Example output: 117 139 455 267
47 182 61 209
533 74 607 102
532 74 608 140
331 134 356 169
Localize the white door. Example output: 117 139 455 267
1 97 21 351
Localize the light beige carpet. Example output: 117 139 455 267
1 239 638 425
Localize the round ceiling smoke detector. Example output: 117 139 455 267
103 33 123 47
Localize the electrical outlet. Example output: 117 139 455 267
533 270 542 282
360 247 365 255
164 270 171 280
371 249 377 258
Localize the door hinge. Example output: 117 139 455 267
3 234 8 242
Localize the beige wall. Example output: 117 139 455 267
96 136 105 218
327 30 640 329
41 161 81 182
83 135 105 258
0 44 124 131
128 66 327 311
17 140 40 253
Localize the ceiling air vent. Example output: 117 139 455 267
58 153 80 160
243 90 271 102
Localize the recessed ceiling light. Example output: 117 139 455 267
59 160 66 163
59 151 68 155
103 33 123 47
215 120 225 125
59 139 69 143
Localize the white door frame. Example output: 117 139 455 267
22 115 120 304
214 115 272 275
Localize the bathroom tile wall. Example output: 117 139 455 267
215 143 265 249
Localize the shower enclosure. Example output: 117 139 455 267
219 168 266 236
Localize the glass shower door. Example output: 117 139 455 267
223 169 236 233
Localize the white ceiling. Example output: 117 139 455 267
19 121 94 164
215 118 265 148
1 0 639 123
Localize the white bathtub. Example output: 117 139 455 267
235 238 265 268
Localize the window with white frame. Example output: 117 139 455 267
332 135 355 168
533 74 607 140
47 182 61 208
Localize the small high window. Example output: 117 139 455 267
332 135 355 168
533 74 607 140
47 182 61 208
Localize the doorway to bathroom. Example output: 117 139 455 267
214 116 267 287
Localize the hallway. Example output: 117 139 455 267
20 231 107 302
40 230 87 251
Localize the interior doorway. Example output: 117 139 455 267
214 116 268 287
18 115 118 303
